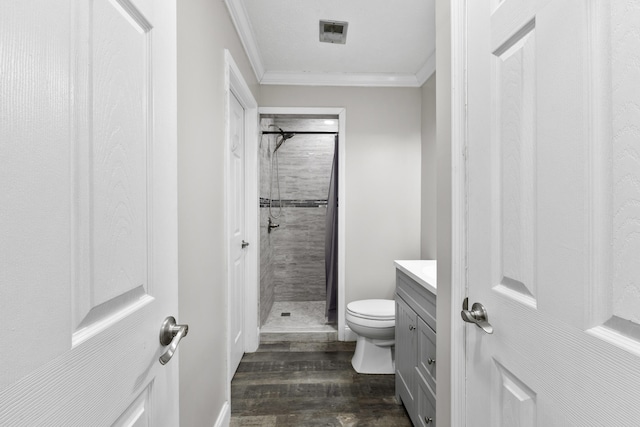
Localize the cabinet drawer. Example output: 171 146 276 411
417 317 436 392
396 270 437 332
417 379 436 427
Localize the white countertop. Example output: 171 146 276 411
394 260 437 295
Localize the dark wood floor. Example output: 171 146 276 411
230 341 412 426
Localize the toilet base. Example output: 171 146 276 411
351 335 395 374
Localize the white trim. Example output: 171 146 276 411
213 401 230 427
337 109 346 341
451 0 468 425
224 50 260 405
416 52 437 86
223 0 265 81
260 71 423 88
258 107 347 341
343 325 357 342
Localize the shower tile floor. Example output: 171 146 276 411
261 301 337 342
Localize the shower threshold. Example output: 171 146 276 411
261 301 337 343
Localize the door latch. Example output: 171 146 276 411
461 298 494 334
159 316 189 365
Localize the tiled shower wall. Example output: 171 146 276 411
259 117 336 326
259 118 276 326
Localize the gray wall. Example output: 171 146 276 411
177 0 259 425
260 87 422 305
421 74 437 260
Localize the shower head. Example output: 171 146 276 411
273 129 295 153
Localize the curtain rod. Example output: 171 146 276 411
261 131 338 135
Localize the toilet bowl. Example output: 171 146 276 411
346 299 395 374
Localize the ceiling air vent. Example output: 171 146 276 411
319 20 348 44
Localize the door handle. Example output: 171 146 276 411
461 298 493 334
241 240 249 248
159 316 189 365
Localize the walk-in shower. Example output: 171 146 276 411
259 115 339 342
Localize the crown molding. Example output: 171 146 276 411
225 0 435 88
416 51 436 86
224 0 264 81
260 71 422 87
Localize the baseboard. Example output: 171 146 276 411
213 401 230 427
343 325 357 341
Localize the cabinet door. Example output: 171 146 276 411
395 296 418 412
417 317 437 392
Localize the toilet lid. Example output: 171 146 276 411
347 299 395 320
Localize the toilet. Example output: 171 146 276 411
346 299 396 374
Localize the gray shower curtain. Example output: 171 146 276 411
325 136 338 323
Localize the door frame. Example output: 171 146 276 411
442 0 468 425
257 106 347 341
224 50 259 385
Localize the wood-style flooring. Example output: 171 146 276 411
230 341 412 426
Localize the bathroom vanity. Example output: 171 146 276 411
394 260 437 426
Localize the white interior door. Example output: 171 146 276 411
465 0 640 425
229 92 246 375
0 0 179 424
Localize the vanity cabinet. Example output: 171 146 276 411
395 269 437 426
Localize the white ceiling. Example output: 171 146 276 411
225 0 436 87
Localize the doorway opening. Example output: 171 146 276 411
257 110 345 342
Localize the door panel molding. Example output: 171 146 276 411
492 360 536 427
586 0 640 357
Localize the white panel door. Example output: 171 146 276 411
0 0 179 425
229 92 246 375
465 0 640 425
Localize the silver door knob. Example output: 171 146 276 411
425 417 433 424
159 316 189 365
461 299 493 334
